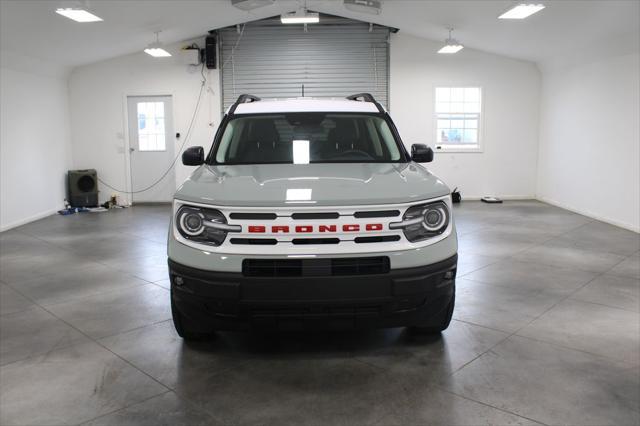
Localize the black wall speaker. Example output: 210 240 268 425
68 169 98 207
205 35 217 69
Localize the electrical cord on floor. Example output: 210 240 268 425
97 64 207 194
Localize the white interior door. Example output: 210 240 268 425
127 95 175 203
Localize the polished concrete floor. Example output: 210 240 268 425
1 201 639 426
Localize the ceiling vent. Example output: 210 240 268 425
344 0 382 15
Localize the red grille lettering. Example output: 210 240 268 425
246 223 385 233
366 223 383 231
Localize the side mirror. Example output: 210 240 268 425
411 144 434 163
182 146 204 166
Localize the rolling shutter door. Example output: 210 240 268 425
218 15 390 111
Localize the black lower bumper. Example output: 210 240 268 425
168 254 457 331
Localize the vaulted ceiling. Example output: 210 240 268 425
1 0 638 72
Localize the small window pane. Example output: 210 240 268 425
464 119 478 129
464 102 481 113
436 102 450 113
451 102 464 112
463 129 477 143
440 129 461 143
465 88 480 102
139 134 150 151
450 119 464 128
154 102 165 119
451 88 464 102
437 119 450 129
436 88 450 102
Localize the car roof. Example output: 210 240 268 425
230 98 382 115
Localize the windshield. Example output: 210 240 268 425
213 113 404 164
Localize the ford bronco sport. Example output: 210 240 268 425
169 93 457 339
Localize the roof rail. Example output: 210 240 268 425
346 93 385 113
228 94 261 115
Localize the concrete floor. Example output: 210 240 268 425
0 201 638 426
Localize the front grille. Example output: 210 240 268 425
230 238 278 245
354 210 400 218
229 213 277 220
354 235 401 244
242 256 390 277
291 238 340 245
250 304 382 317
291 212 339 220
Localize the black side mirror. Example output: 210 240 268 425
182 146 204 166
411 144 434 163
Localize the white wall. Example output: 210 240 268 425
390 33 541 199
68 32 540 206
0 62 73 231
68 38 220 204
537 53 640 232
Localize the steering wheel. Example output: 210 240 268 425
329 149 375 161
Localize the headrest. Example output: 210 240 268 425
249 120 279 143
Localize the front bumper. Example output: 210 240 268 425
169 254 457 331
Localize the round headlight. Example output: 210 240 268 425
179 210 205 236
396 201 450 242
423 205 447 231
175 205 230 247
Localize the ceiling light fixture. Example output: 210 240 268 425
144 31 172 57
55 7 103 22
281 8 319 24
438 28 464 54
343 0 382 15
498 3 545 19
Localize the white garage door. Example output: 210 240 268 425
218 15 391 110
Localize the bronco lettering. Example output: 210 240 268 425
247 223 383 233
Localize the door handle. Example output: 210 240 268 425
129 148 135 152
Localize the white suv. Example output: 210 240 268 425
168 93 457 339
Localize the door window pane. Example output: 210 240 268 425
137 101 166 151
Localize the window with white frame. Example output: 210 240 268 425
435 87 482 151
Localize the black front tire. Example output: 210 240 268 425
171 292 216 341
409 287 455 334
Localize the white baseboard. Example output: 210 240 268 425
538 196 640 233
0 208 60 232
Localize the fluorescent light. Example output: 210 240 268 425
55 8 103 22
438 28 464 54
144 31 171 57
498 4 545 19
144 47 172 57
438 43 464 54
281 9 319 24
292 140 310 164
